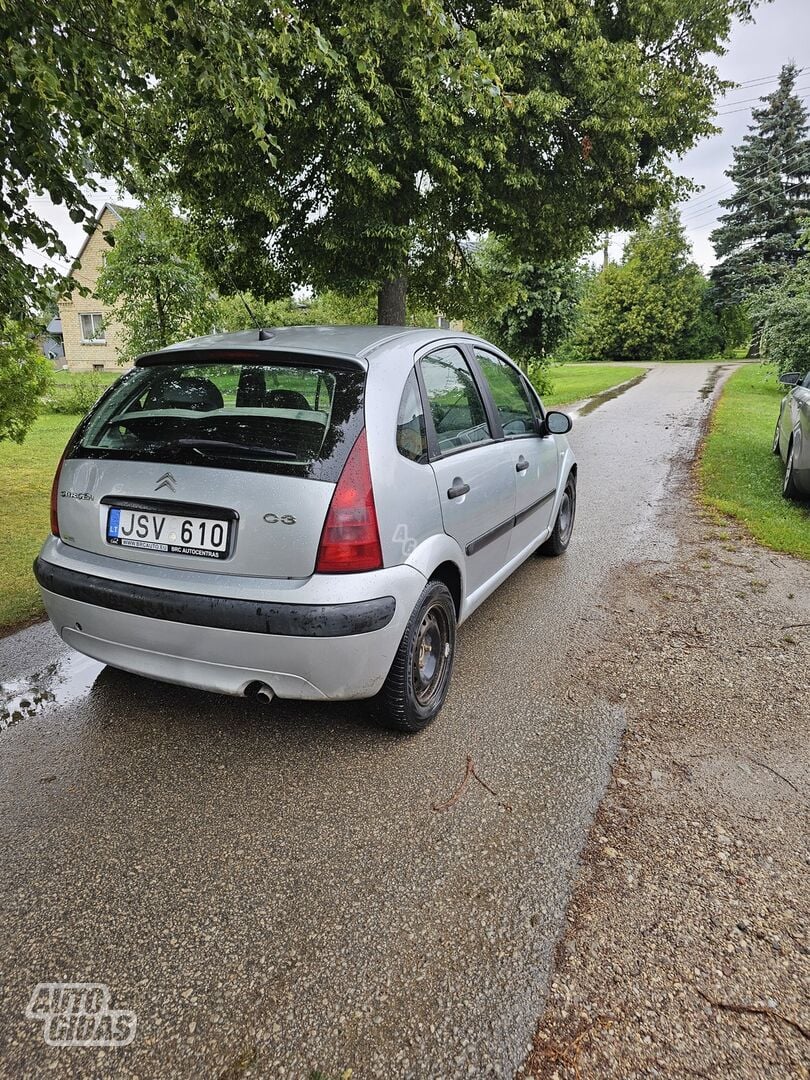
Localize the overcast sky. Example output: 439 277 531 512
25 0 810 277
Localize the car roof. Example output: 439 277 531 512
137 325 484 365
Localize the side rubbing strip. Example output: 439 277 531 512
465 487 557 556
514 488 556 527
465 517 514 557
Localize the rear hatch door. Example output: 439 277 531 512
57 352 366 580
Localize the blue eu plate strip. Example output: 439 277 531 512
107 508 121 538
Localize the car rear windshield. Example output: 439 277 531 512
72 356 366 481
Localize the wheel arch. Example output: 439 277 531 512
428 560 463 617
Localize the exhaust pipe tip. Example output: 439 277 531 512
244 680 274 704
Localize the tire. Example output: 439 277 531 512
772 420 782 455
370 580 457 733
783 440 802 501
540 472 577 557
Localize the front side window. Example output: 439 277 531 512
73 357 365 480
474 349 536 437
396 368 428 462
419 347 490 455
80 313 106 343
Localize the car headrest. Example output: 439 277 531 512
236 369 267 408
266 389 311 411
145 375 224 412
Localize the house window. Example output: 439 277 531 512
92 363 104 372
80 313 106 343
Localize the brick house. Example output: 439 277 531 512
58 203 131 372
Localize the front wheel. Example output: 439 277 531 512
540 472 577 557
783 441 803 501
772 420 782 455
370 580 457 733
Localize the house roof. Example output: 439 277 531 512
69 201 132 275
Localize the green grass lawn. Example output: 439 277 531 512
51 369 121 385
700 364 810 559
0 414 81 632
543 362 650 407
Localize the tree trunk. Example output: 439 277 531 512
377 276 408 325
153 273 168 347
746 327 761 359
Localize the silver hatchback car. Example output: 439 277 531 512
36 326 576 731
774 369 810 501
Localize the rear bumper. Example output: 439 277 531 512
35 543 425 701
34 557 396 637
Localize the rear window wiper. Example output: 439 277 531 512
169 438 299 461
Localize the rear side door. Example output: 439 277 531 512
418 345 516 597
471 347 559 559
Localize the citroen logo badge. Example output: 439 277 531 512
155 472 176 493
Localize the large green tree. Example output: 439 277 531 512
711 63 810 307
464 236 587 367
96 201 218 362
571 209 723 361
1 0 333 318
749 231 810 375
130 0 754 323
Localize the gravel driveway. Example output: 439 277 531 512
524 408 809 1079
3 362 796 1080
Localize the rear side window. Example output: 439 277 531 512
474 349 536 436
73 358 366 481
419 347 490 455
396 369 427 462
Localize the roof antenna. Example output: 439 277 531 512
224 271 273 340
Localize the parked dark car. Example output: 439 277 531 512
774 370 810 501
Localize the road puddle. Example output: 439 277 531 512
574 371 648 417
0 654 104 733
699 364 732 400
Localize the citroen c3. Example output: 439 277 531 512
35 325 577 731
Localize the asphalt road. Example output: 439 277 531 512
0 362 733 1079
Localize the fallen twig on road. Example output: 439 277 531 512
432 755 513 813
748 756 800 793
780 622 810 630
692 985 809 1041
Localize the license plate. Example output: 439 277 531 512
106 507 230 559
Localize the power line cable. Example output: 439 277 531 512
680 146 810 210
715 93 810 118
716 83 810 112
683 178 810 232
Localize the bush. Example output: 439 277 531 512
47 375 109 415
0 318 53 442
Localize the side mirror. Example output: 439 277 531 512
541 410 573 436
779 372 802 387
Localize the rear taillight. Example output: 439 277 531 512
50 451 66 536
315 429 383 573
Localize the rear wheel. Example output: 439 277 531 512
540 472 576 557
371 580 456 733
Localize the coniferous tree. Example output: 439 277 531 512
711 63 810 307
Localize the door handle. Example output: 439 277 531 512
516 456 530 473
447 479 470 499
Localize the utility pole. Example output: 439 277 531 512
602 232 610 269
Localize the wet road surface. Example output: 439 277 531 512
0 363 733 1079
